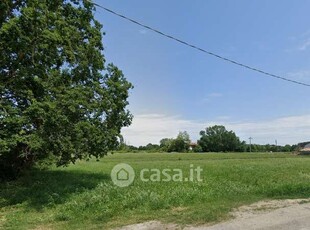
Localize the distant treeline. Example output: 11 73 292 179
118 125 298 153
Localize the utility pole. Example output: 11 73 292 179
275 139 278 152
249 137 253 153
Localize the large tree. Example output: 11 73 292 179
198 125 242 152
0 0 133 179
161 131 190 153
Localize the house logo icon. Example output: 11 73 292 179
117 168 130 181
111 163 135 187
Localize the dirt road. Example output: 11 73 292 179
118 199 310 230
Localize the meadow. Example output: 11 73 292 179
1 152 310 229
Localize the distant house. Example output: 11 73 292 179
189 142 198 151
299 143 310 155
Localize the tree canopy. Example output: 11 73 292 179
160 131 190 152
198 125 242 152
0 0 133 179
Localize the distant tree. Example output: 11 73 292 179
281 144 292 152
198 125 242 152
0 0 133 179
167 131 191 152
159 138 173 151
290 144 298 152
252 144 260 152
236 141 247 152
177 131 191 145
146 143 160 151
117 136 138 152
168 138 185 152
137 143 160 152
192 144 203 153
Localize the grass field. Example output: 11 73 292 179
1 152 310 229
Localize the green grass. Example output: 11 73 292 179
1 152 310 229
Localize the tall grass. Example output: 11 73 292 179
1 152 309 229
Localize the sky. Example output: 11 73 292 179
93 0 310 146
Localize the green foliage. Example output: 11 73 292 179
139 143 161 152
0 0 133 179
160 131 191 152
159 138 173 151
192 144 203 152
244 143 296 153
198 125 242 152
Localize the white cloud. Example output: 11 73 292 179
216 116 231 120
299 39 310 51
121 114 200 146
287 70 310 81
202 93 223 103
286 31 310 52
208 93 222 97
122 113 310 146
139 29 147 35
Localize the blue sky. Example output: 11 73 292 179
93 0 310 146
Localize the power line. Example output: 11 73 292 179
91 1 310 88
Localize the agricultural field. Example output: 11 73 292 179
1 152 310 229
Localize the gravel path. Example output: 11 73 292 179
117 199 310 230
